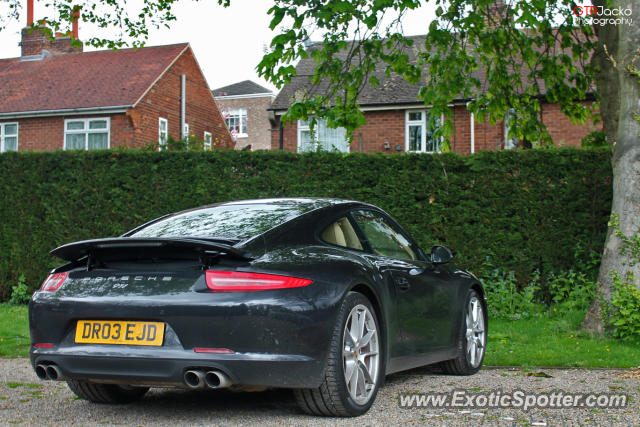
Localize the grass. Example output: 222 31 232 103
0 304 638 368
485 309 640 368
0 304 29 358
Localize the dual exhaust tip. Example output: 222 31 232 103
36 363 230 389
184 369 231 389
35 364 64 381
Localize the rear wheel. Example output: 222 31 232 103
295 291 383 417
439 289 486 375
66 380 149 404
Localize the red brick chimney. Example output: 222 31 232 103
72 6 80 39
20 1 83 57
27 0 34 26
484 0 510 27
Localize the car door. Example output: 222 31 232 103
349 209 458 363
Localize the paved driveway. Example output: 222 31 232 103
1 358 638 426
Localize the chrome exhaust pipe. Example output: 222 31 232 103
45 365 64 381
35 364 49 380
184 370 206 389
204 370 232 389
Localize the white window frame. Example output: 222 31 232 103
158 117 168 151
204 131 212 150
504 108 519 149
63 117 110 151
0 122 19 152
224 108 248 138
297 118 350 153
297 120 313 152
405 109 443 153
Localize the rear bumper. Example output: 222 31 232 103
29 280 344 389
30 346 324 388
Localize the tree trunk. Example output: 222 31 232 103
582 0 640 333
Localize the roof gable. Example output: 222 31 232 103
0 43 188 115
213 80 273 97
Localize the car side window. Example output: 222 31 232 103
321 217 364 250
352 210 417 261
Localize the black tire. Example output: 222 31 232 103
440 289 487 375
66 380 149 404
294 291 384 417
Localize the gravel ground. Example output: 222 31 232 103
0 358 638 426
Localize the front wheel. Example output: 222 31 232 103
295 291 383 416
440 289 487 375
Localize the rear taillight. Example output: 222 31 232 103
40 272 69 292
34 343 54 348
205 271 312 292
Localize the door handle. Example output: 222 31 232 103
394 276 410 291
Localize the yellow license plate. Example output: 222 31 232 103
75 320 165 346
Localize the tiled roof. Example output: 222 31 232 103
270 33 587 111
212 80 273 97
0 43 188 114
271 36 428 111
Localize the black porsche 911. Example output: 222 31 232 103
29 198 487 416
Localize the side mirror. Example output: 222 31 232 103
431 245 454 264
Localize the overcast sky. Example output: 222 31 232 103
0 0 436 93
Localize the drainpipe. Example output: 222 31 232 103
278 120 284 150
467 102 475 154
470 112 475 154
181 74 186 140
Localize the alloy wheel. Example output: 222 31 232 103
465 296 485 368
342 304 380 405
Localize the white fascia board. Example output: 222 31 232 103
0 106 130 119
271 102 463 115
215 93 276 100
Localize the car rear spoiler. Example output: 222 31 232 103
50 237 253 262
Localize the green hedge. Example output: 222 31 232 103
0 148 612 299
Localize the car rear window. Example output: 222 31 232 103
129 202 314 240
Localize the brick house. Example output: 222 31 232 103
213 80 275 150
0 7 232 153
269 36 597 154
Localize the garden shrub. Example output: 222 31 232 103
0 148 611 300
604 272 640 340
601 213 640 341
9 274 30 305
481 253 599 320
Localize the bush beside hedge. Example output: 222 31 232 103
0 148 612 299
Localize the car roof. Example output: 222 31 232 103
213 197 359 208
124 198 374 240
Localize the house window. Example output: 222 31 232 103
405 110 442 153
504 109 519 149
0 122 18 152
159 117 168 150
297 119 349 153
64 118 109 150
225 108 247 137
204 131 212 150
